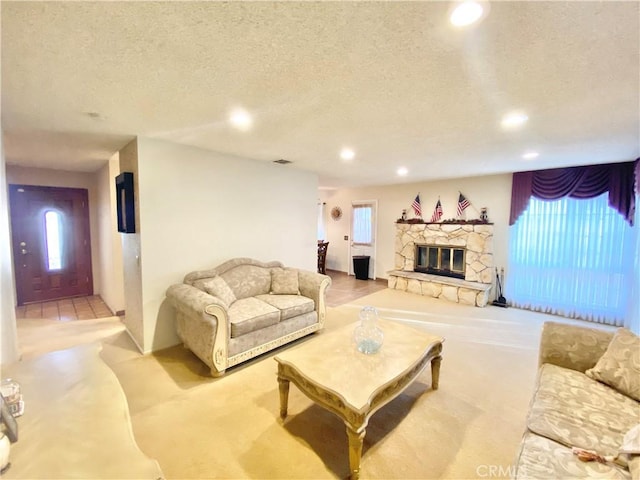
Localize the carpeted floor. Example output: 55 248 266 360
103 289 548 480
10 288 611 479
3 333 162 479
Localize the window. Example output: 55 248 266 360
506 193 634 326
317 202 326 241
44 210 63 271
352 204 373 245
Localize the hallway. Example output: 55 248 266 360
15 270 386 321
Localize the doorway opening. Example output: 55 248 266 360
349 200 377 279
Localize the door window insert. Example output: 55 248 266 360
352 204 373 245
44 210 63 271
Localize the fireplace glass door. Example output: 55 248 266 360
416 245 465 279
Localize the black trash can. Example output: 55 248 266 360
352 255 370 280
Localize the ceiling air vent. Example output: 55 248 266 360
273 159 292 165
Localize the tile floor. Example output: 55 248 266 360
15 270 386 321
15 295 114 321
325 269 388 307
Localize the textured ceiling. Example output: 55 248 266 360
2 1 639 188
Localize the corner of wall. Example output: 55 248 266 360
118 138 145 353
0 135 20 365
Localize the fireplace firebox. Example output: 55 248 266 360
415 244 465 280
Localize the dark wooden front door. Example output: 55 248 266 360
9 185 93 305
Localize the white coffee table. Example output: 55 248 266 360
275 318 444 479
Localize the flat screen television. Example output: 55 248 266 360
115 172 136 233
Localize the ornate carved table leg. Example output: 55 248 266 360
346 426 366 480
277 376 290 421
431 355 442 390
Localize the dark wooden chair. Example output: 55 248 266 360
317 241 329 274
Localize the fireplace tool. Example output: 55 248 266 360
492 267 508 308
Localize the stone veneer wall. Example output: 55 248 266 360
390 223 494 307
395 223 494 282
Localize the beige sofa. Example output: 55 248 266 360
166 258 331 377
514 321 640 479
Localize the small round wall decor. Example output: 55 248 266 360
331 206 342 220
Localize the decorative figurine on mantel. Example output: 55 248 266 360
397 194 426 223
397 192 491 225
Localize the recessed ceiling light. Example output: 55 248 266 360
450 1 484 27
522 151 539 160
501 111 529 129
340 148 355 161
397 167 409 176
229 108 253 131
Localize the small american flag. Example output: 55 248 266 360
430 199 443 222
411 194 422 217
457 193 471 217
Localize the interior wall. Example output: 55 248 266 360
5 165 103 297
136 137 318 353
95 152 125 314
319 173 513 291
118 139 144 352
0 134 19 365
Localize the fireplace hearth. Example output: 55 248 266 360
415 244 465 280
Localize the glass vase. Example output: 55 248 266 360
354 306 384 354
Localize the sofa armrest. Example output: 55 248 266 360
538 321 614 373
298 270 332 324
166 283 227 316
166 283 230 375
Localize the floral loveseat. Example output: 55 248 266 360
166 258 331 377
514 321 640 479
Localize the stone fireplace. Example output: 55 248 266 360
388 223 494 307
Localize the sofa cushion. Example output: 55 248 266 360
228 311 318 358
227 297 280 338
255 294 314 321
271 268 300 295
586 328 640 402
199 276 236 308
514 431 631 479
527 364 640 458
629 455 640 480
221 265 272 299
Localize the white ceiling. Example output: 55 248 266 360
2 1 639 188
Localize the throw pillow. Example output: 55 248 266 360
201 276 237 309
621 425 640 476
271 268 300 295
586 327 640 401
620 424 640 454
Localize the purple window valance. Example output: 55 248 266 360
509 159 639 226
